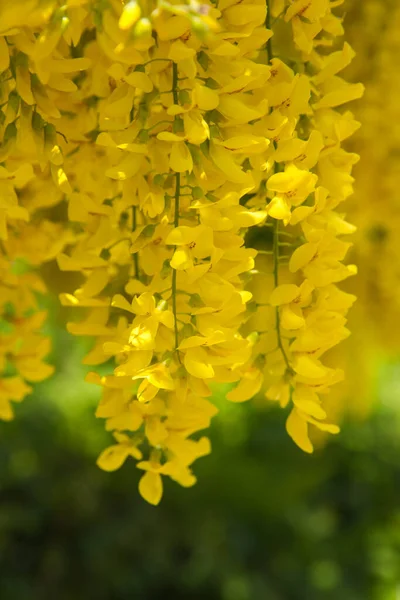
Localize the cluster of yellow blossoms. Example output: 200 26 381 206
311 0 400 422
0 0 362 504
346 0 400 352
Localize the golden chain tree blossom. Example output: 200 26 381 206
313 0 400 423
346 0 400 351
0 0 362 504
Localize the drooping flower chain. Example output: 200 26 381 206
0 0 362 504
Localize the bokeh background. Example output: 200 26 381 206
1 1 400 598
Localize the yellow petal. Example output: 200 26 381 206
184 348 214 379
166 435 211 466
138 471 163 505
157 131 185 142
124 71 153 92
147 367 175 390
146 417 168 446
293 355 327 379
106 405 143 432
313 82 365 109
106 155 144 181
286 409 313 453
194 83 219 110
166 225 197 246
267 196 291 222
170 247 192 270
97 444 130 472
161 462 197 487
111 294 134 313
270 284 300 306
170 142 193 173
280 305 305 330
292 388 326 420
168 40 196 61
119 0 141 30
0 36 9 73
289 243 318 273
209 143 251 184
223 3 266 26
309 418 340 434
226 371 263 402
0 399 13 421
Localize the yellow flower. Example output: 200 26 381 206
289 232 356 287
0 0 362 501
269 281 314 330
137 457 165 506
157 132 194 173
97 433 143 472
286 407 339 455
166 224 214 270
268 165 317 207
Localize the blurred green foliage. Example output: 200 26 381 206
1 308 400 599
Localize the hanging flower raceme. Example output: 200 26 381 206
242 0 363 453
309 0 400 423
0 1 76 421
344 0 400 351
0 0 362 504
62 0 271 505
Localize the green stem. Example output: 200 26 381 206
172 172 181 354
273 219 292 374
266 0 293 376
266 0 273 63
171 61 181 356
147 120 173 133
107 237 131 251
172 62 179 105
174 174 180 225
132 206 140 280
142 58 172 67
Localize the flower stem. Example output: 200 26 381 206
172 172 181 354
172 173 181 357
273 219 293 374
172 62 179 105
266 0 273 62
171 61 181 357
266 0 293 376
132 206 140 280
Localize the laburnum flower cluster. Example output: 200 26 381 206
0 0 362 504
345 0 400 352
